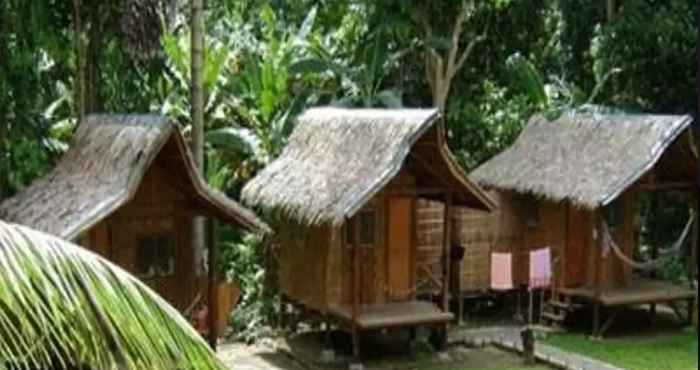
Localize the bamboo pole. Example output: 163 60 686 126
190 0 207 279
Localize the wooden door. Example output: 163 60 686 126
387 197 413 301
342 215 376 305
566 207 589 287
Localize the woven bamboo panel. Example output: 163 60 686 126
416 199 445 293
454 206 494 291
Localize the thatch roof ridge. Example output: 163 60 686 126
471 111 694 208
242 107 493 226
0 114 269 240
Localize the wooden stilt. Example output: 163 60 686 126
458 291 465 325
279 295 287 330
649 303 657 324
688 298 695 325
516 287 523 323
593 302 601 338
352 328 360 359
598 308 619 337
528 289 534 324
324 316 331 346
539 289 545 324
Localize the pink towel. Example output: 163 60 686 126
491 253 513 291
529 247 552 290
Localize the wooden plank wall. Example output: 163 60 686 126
81 162 196 310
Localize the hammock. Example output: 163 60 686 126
602 211 695 271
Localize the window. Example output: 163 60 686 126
520 195 540 228
346 210 376 246
136 234 175 278
345 219 355 245
359 211 376 245
603 198 623 234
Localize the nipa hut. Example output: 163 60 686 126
0 114 270 345
466 111 697 336
242 108 495 355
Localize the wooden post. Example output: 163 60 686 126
207 219 218 350
690 194 698 290
521 327 535 365
690 194 698 328
650 194 659 321
351 217 361 358
593 213 603 338
593 302 601 338
442 193 453 313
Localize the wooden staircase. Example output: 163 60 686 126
542 293 581 327
540 258 580 327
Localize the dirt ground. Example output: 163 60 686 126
217 340 307 370
217 330 547 370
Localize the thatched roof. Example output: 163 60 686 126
242 107 494 226
0 115 269 240
471 112 694 209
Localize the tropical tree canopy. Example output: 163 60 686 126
0 220 226 370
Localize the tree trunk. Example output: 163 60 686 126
606 0 615 23
73 0 86 124
86 4 103 113
190 0 206 278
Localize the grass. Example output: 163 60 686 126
545 328 698 370
437 368 550 370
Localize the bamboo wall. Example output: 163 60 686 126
278 167 419 312
424 189 637 296
277 223 331 312
454 206 494 292
416 199 445 293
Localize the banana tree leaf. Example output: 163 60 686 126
376 89 404 109
206 127 261 158
0 221 226 370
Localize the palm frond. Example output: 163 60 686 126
0 221 226 370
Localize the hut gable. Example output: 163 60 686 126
0 114 269 240
242 107 494 226
471 112 694 209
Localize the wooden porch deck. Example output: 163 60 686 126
328 301 453 330
560 278 695 306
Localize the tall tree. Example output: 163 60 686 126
417 1 490 111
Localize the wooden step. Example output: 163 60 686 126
542 311 566 323
547 300 582 311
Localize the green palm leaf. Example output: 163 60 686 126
0 221 226 370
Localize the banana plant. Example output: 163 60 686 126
506 52 622 118
0 220 225 370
